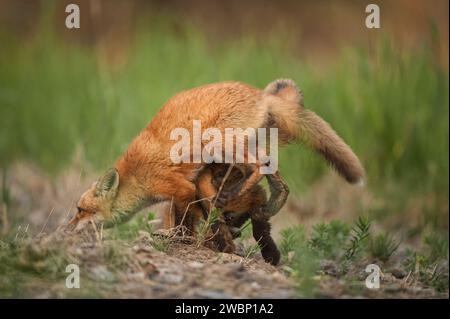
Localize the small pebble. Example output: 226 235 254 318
90 265 115 282
154 271 183 284
187 261 204 269
390 268 407 279
195 290 233 299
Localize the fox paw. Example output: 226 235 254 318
261 245 281 266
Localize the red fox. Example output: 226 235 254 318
69 79 365 234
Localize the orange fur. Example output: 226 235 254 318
71 79 364 230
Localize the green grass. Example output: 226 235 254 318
0 208 171 298
345 216 371 260
109 212 155 241
279 218 449 296
0 233 105 298
1 11 447 199
369 232 400 262
404 234 449 292
309 220 350 259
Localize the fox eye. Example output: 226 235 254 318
76 206 96 215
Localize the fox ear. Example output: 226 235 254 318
96 168 119 198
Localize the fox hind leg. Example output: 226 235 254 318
264 171 289 217
251 209 281 265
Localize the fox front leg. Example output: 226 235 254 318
163 176 204 235
173 201 204 235
209 215 236 253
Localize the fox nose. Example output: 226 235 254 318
65 214 79 232
65 207 88 232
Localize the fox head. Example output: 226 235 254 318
68 168 119 231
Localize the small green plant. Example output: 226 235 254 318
111 211 155 241
345 216 371 260
237 220 253 241
404 249 448 292
424 234 449 263
279 225 307 262
242 242 261 261
279 225 320 297
0 235 77 283
279 217 378 297
309 220 350 259
403 234 449 292
150 233 172 253
369 232 400 262
103 240 131 271
196 207 220 248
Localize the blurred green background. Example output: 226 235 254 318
0 0 448 235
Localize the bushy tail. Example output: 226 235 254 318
264 79 365 184
296 108 365 184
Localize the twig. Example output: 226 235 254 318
89 219 101 243
39 207 55 236
99 222 103 241
180 197 212 227
21 224 29 241
403 270 412 286
211 164 234 208
63 168 83 224
168 196 174 228
240 220 251 232
14 225 21 241
1 202 8 235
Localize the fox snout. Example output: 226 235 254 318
66 209 96 232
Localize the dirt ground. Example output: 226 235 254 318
0 163 448 299
6 227 445 299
